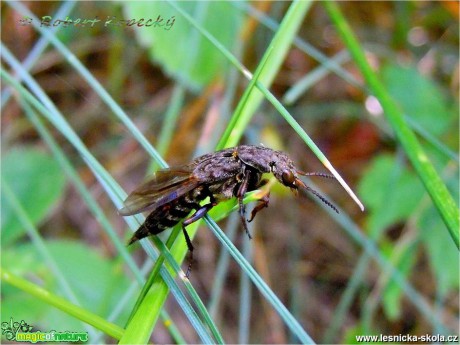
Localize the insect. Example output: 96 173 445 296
119 145 338 273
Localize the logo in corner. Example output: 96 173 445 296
1 317 88 343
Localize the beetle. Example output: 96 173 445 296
119 145 338 272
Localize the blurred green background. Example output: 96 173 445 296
1 1 458 344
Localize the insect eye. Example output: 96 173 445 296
281 170 295 186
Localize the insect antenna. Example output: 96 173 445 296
303 185 339 213
296 175 339 213
297 171 336 180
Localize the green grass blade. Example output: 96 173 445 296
304 179 450 334
238 235 253 344
1 176 98 338
1 69 221 343
323 1 459 248
232 1 361 89
203 215 315 344
4 52 189 341
283 50 350 104
1 1 76 107
217 0 313 149
18 97 143 283
168 0 364 212
1 268 124 340
156 85 186 156
208 213 239 319
7 0 167 168
234 1 457 165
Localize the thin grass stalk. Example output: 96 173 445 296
217 0 313 148
166 0 364 212
287 204 302 344
323 1 459 248
156 85 186 156
19 98 143 282
203 216 316 344
323 150 407 342
302 179 450 334
0 178 96 340
208 213 240 319
6 0 167 168
231 1 361 89
0 268 124 340
322 253 370 343
20 99 187 341
283 50 350 104
363 234 420 335
403 115 458 163
233 1 457 163
238 230 253 344
1 0 76 107
1 69 220 343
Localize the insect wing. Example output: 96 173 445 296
130 169 193 193
119 168 198 216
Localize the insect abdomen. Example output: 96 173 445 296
127 186 208 245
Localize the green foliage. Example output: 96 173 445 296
1 147 66 245
124 1 244 90
358 151 459 320
358 154 425 236
2 1 458 343
419 206 460 295
381 64 454 136
342 324 379 344
357 62 459 320
2 240 131 330
381 240 418 320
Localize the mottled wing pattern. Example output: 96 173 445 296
118 168 199 216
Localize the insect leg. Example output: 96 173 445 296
236 171 252 239
248 192 270 223
182 202 216 277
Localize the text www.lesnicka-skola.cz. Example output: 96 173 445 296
356 333 458 343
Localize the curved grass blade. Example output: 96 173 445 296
1 177 96 339
203 215 316 344
217 0 313 149
167 0 364 212
1 1 76 107
0 69 221 343
1 268 124 340
6 0 167 168
323 1 459 248
302 178 451 334
19 99 187 341
233 1 458 176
